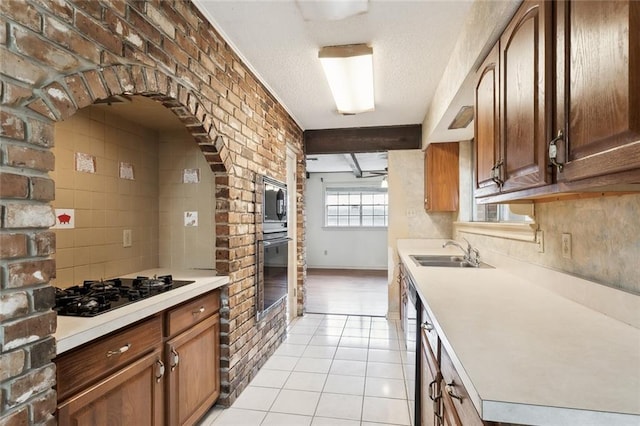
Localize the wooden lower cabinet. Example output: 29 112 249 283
56 290 221 426
165 313 220 426
57 350 164 426
440 346 484 426
441 390 462 426
420 332 438 426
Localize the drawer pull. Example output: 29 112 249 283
170 347 180 372
421 322 434 332
428 379 438 401
192 306 205 315
106 343 131 358
155 359 165 383
446 381 463 402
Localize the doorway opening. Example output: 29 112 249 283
305 269 387 316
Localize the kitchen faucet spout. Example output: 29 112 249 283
442 238 481 267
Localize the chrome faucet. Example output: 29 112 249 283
443 238 481 267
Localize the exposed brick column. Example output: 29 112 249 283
1 105 58 424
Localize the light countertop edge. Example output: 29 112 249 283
55 269 229 355
396 239 640 425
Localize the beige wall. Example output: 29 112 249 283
387 149 456 317
422 0 520 145
158 131 216 270
456 194 640 295
52 107 160 286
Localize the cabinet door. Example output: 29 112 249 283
555 0 640 182
166 313 220 426
420 337 439 426
499 0 553 193
440 347 484 426
425 142 459 212
475 43 501 197
57 350 164 426
441 390 463 426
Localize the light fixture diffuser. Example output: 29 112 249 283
319 44 374 114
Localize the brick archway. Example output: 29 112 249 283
14 62 235 279
27 64 232 176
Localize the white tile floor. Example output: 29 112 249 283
199 314 416 426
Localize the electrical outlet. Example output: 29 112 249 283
561 233 571 259
123 229 132 248
536 230 544 253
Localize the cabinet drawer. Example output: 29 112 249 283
56 315 162 402
440 345 484 426
166 290 220 337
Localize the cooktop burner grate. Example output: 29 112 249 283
54 275 195 317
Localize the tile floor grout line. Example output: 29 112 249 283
206 314 414 426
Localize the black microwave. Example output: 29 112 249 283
262 176 287 234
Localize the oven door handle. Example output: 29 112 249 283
262 237 291 247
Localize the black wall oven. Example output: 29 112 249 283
262 176 287 234
256 233 289 321
256 175 289 321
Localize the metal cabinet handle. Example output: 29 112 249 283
428 378 438 401
446 380 463 402
549 129 565 172
106 343 131 358
421 321 434 332
155 359 165 383
192 306 205 315
491 160 504 187
170 347 180 372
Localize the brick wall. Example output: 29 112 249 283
0 0 305 423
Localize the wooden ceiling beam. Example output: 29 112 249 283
304 124 421 154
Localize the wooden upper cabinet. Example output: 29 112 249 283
425 142 459 212
499 0 553 193
474 43 500 197
555 0 640 182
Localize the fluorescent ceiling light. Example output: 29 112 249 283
296 0 368 21
319 44 374 115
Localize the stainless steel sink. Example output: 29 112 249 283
409 255 493 268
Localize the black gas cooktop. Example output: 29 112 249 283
54 275 195 317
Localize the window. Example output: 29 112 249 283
473 203 534 223
325 186 388 227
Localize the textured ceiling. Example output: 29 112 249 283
192 0 473 131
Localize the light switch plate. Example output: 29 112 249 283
536 230 544 253
561 233 571 259
123 229 132 248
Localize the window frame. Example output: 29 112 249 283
323 183 389 229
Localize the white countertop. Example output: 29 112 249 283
54 269 228 355
397 239 640 425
